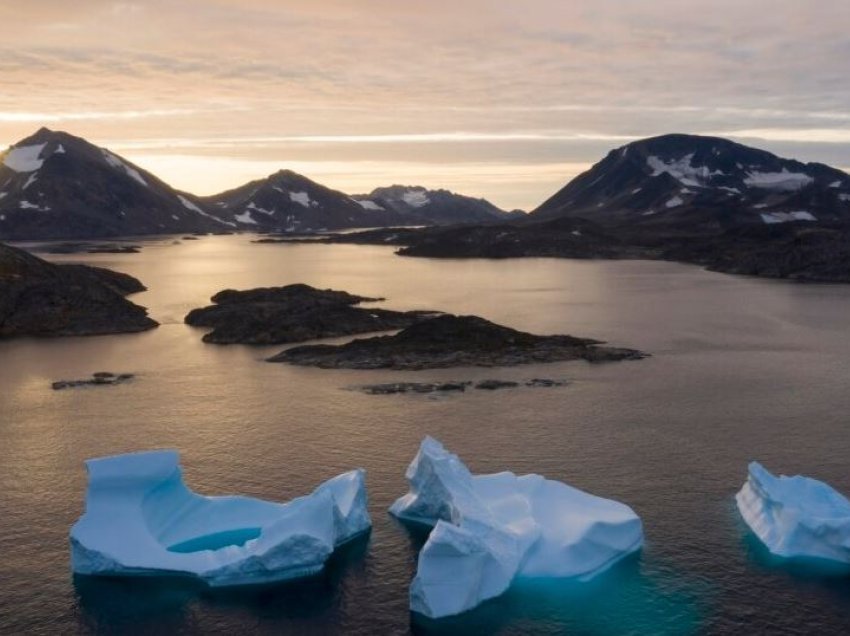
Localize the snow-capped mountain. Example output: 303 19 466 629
532 134 850 230
0 128 231 240
354 185 523 226
203 170 410 232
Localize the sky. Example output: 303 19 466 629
2 0 849 210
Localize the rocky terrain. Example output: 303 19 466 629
0 242 157 337
185 283 435 344
269 314 646 369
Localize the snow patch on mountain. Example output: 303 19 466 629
761 211 817 224
356 199 384 211
246 202 274 215
3 143 47 172
744 169 813 191
19 200 50 211
23 173 38 190
101 150 148 187
234 210 258 224
177 194 203 214
647 153 722 187
289 191 312 207
402 190 430 208
665 196 684 208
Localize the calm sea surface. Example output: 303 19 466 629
2 235 850 635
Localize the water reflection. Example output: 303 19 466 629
74 532 371 634
409 552 706 636
391 515 705 636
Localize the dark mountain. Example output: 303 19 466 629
353 185 524 226
0 128 232 240
533 133 850 233
203 170 411 232
0 242 157 337
316 135 850 282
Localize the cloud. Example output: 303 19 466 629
1 0 848 208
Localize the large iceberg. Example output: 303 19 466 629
736 461 850 563
70 450 370 586
390 437 643 618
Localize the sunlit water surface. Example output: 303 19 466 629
2 235 850 635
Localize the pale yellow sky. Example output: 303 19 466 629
1 1 849 209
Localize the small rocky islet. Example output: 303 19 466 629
184 283 436 344
52 372 135 390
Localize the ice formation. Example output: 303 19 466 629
390 437 643 619
70 450 370 586
736 461 850 563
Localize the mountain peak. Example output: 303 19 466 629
532 133 850 229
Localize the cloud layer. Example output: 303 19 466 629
2 1 849 208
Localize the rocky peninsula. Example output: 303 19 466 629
185 283 435 344
0 242 157 338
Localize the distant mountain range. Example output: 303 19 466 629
0 128 520 239
353 185 524 226
319 134 850 282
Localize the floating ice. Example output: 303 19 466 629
391 437 643 618
70 450 370 586
737 462 850 564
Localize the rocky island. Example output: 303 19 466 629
185 283 435 344
0 242 157 338
269 314 646 369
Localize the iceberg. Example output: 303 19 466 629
390 437 643 618
70 450 370 586
736 461 850 564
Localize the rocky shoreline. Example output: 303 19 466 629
0 242 157 338
352 377 569 395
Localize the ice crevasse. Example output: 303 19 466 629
737 461 850 564
390 437 644 619
70 450 370 586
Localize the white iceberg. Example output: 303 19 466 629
736 461 850 564
391 437 644 619
70 450 370 586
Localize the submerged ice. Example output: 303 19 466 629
390 437 644 619
737 461 850 564
70 450 370 586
